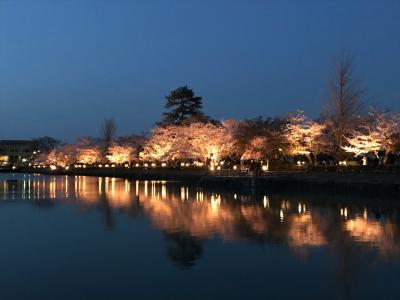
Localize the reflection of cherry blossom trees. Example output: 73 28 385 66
284 111 326 164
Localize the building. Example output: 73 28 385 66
0 140 39 166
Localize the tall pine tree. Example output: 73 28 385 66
158 86 209 126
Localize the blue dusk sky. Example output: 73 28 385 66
0 0 399 142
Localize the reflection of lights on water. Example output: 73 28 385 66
98 177 102 193
280 209 284 221
125 179 130 193
135 181 139 196
196 190 204 202
281 201 289 210
211 194 221 213
111 178 115 193
263 196 269 209
364 208 368 220
65 176 68 197
144 180 148 197
340 207 348 219
151 181 156 197
181 188 185 200
297 203 306 214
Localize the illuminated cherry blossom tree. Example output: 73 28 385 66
106 143 135 164
76 146 101 164
342 110 400 163
140 122 236 164
34 144 76 167
240 136 268 161
284 111 325 164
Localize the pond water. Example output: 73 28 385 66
0 173 399 300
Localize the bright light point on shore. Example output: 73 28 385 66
151 163 156 167
262 165 268 171
161 162 167 167
50 165 57 171
144 163 148 167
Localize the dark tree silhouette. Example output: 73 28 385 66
33 136 61 152
322 54 364 159
100 118 117 161
158 86 209 126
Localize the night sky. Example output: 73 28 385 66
1 0 399 142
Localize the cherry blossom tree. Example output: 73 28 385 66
76 147 101 164
106 143 135 164
342 110 400 163
140 122 236 164
284 111 326 164
240 136 268 161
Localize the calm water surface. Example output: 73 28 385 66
1 173 400 300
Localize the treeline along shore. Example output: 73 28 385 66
3 54 400 195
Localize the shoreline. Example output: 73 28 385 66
2 167 400 196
